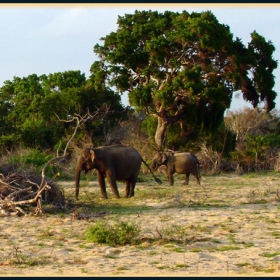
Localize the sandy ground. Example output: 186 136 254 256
1 175 280 277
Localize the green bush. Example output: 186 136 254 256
85 219 140 246
9 149 52 167
7 148 62 178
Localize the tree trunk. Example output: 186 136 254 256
154 116 168 148
153 100 189 149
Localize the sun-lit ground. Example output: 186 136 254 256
1 173 280 276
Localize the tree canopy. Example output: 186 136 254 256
92 9 278 149
0 70 126 151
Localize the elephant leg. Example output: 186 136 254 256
97 171 108 199
129 179 136 197
183 173 190 185
124 180 130 198
106 172 120 199
124 180 136 198
167 172 174 186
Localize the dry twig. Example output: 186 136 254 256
0 107 111 216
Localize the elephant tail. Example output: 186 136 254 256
141 157 162 185
196 161 201 184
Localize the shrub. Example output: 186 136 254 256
85 219 140 246
7 149 52 176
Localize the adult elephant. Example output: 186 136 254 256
150 151 200 186
75 144 161 199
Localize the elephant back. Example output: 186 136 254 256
96 145 142 178
173 152 199 173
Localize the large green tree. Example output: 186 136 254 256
0 70 125 150
92 10 277 149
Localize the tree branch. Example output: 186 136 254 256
1 105 112 216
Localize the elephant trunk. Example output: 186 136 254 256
75 163 82 200
150 162 158 172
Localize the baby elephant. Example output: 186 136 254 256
150 151 200 186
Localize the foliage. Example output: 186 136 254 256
92 9 277 148
0 70 126 152
225 108 280 172
5 148 59 177
225 108 280 143
9 149 53 167
85 219 140 246
0 10 278 175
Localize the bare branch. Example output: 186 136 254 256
0 105 112 216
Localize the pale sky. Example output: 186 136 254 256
0 3 279 111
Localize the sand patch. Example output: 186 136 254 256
1 174 280 276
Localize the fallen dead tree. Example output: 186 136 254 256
0 172 66 216
0 106 112 216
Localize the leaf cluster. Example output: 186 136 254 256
0 70 126 152
92 9 277 149
85 219 140 246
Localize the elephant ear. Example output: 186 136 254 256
89 149 96 162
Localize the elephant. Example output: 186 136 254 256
75 144 161 199
150 151 200 186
